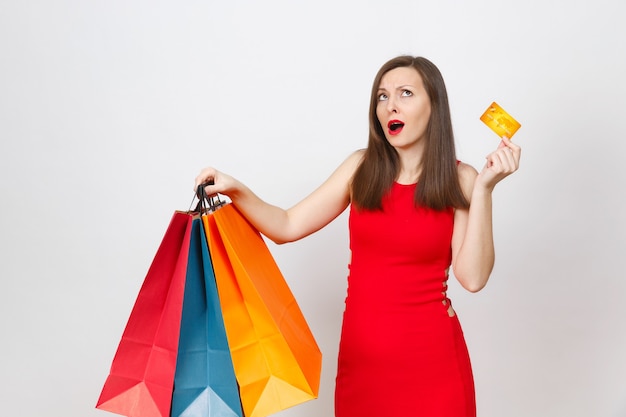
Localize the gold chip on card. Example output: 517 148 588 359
480 102 521 139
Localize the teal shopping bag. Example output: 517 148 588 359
171 217 243 417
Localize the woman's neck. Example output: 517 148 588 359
396 149 423 184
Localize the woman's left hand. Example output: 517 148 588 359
476 136 521 191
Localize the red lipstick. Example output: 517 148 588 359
387 119 404 135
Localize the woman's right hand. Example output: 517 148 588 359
194 167 240 199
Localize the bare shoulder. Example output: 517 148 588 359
314 149 365 192
457 161 478 200
346 149 366 165
335 149 365 176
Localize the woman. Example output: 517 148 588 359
195 55 521 417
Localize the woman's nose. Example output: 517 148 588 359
386 96 398 113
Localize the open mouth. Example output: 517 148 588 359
387 120 404 135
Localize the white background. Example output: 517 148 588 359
1 1 625 416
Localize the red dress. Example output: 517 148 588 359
335 182 476 417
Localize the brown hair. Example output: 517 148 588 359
351 55 469 211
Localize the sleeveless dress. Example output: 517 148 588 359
334 182 476 417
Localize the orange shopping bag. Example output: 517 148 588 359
202 203 322 417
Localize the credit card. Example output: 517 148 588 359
480 102 521 138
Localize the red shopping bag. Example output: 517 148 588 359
96 212 193 417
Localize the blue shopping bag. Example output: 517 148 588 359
171 217 243 417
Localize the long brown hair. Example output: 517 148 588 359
351 56 469 211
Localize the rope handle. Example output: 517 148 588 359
188 180 225 214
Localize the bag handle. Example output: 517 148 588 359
189 180 225 214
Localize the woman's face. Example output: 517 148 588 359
375 66 431 152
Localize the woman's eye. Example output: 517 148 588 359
378 93 388 101
401 90 413 97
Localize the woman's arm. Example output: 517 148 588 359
195 150 364 244
451 137 521 292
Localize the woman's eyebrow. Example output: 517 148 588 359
378 84 415 91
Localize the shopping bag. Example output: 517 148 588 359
171 217 243 417
97 212 193 417
202 203 322 417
